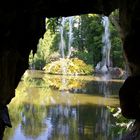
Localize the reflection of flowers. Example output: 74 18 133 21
43 75 86 91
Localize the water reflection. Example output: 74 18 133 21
3 71 124 140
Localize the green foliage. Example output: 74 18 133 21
29 29 55 70
43 58 93 75
107 106 134 136
45 18 61 33
72 14 124 68
110 20 124 68
29 14 124 70
73 14 103 65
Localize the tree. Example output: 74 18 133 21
109 10 125 68
73 14 103 66
29 28 55 70
29 14 125 70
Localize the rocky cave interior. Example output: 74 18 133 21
0 0 140 139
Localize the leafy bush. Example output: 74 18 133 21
43 58 93 75
107 106 134 136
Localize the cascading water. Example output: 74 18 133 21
102 16 111 69
59 17 74 120
95 16 111 74
59 17 66 59
59 16 73 59
67 17 73 58
95 16 112 139
59 16 74 75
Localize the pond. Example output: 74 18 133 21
3 70 125 140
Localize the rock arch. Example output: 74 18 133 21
0 0 140 139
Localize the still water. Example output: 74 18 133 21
3 70 124 140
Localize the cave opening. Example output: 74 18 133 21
1 0 140 139
3 12 128 140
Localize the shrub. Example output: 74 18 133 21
43 58 93 75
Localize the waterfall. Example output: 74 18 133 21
59 16 74 75
59 17 66 58
96 17 112 138
95 16 111 74
67 16 73 58
59 16 74 59
102 16 111 69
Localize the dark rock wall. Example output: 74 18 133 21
119 0 140 120
0 7 45 105
0 0 140 139
0 6 46 135
119 0 140 75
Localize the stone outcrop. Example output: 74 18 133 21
119 76 140 120
0 0 140 139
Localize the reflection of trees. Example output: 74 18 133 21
3 105 21 140
3 72 123 140
3 74 50 140
47 105 79 140
47 104 115 140
78 104 95 140
77 102 123 140
4 103 48 140
94 107 112 140
21 103 47 138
